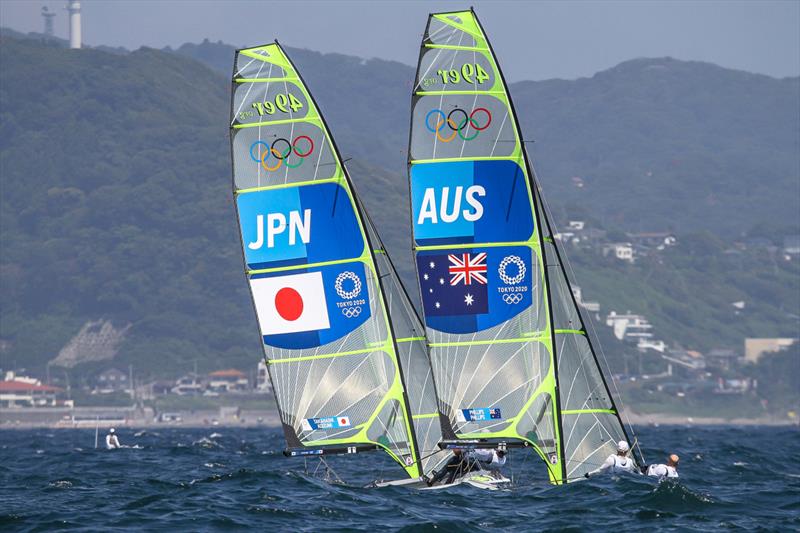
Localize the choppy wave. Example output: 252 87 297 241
0 425 798 531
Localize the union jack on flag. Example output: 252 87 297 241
448 253 488 286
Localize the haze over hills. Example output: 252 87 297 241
0 34 797 392
177 39 800 238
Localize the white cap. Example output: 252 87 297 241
617 440 629 452
109 428 115 433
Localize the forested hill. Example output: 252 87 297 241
176 39 800 238
0 35 797 381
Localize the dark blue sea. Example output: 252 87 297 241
1 425 798 531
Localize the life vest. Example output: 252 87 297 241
611 454 635 473
647 464 678 478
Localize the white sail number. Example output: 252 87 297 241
417 185 485 225
248 209 311 250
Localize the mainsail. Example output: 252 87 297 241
408 10 640 483
229 42 448 479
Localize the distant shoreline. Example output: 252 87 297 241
1 407 797 429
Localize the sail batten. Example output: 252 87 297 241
230 42 448 479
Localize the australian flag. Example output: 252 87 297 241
417 253 488 316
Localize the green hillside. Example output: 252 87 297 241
0 36 797 389
176 40 800 238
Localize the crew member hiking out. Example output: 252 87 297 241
646 454 679 479
585 440 638 477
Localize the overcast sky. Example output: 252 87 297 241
1 0 798 81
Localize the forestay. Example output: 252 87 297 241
408 10 638 483
229 42 448 479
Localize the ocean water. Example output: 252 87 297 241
1 425 798 531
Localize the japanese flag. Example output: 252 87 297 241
337 416 350 427
251 272 330 335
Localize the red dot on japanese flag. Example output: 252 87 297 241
275 287 304 321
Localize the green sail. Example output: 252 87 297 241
230 43 448 479
407 10 639 484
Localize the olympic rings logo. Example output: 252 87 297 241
335 271 362 300
249 136 314 172
425 107 492 142
498 255 526 285
502 293 524 305
342 306 362 318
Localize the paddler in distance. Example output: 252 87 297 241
585 440 638 477
105 427 121 449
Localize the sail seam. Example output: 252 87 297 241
415 90 505 96
561 408 616 415
235 176 342 195
267 346 381 364
411 156 521 164
429 336 545 347
233 116 320 129
234 77 299 83
415 240 536 251
247 256 365 275
424 44 489 51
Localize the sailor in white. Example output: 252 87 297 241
427 448 507 486
585 440 638 477
647 454 679 479
467 448 506 469
105 427 121 449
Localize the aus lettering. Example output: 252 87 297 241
248 209 311 250
417 185 485 225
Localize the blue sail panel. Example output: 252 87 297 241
411 160 533 246
237 182 364 270
416 246 533 334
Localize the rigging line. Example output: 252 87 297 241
312 133 326 182
489 111 509 157
282 77 292 186
534 169 643 464
453 311 511 412
563 343 585 410
230 56 268 125
565 419 599 463
234 54 258 77
296 333 350 421
478 372 540 413
466 343 529 406
457 47 479 159
425 18 452 43
311 352 373 416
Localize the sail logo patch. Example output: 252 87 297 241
419 254 488 316
253 263 371 349
417 246 533 333
237 183 363 270
498 255 527 305
302 415 351 431
251 272 330 335
448 253 487 286
411 160 533 245
334 271 365 318
457 407 502 422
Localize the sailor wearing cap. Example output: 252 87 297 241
585 440 638 477
105 427 121 450
646 454 680 478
